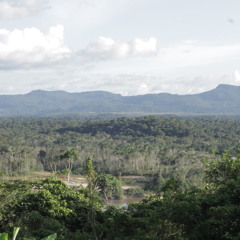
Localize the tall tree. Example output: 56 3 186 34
85 157 99 240
59 149 78 182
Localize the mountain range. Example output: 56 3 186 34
0 84 240 116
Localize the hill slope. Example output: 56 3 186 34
0 84 239 115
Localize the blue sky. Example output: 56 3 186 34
0 0 240 95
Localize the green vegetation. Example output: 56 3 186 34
1 115 240 187
101 151 240 240
0 228 56 240
0 151 240 239
96 174 122 201
0 178 102 239
1 115 240 239
0 227 20 240
124 187 145 198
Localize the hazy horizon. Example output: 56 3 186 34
0 83 238 97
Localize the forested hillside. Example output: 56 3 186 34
1 84 240 115
1 115 240 188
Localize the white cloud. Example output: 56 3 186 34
80 36 158 61
0 25 71 69
234 70 240 83
0 0 49 19
137 83 149 95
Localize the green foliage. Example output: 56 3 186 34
2 116 240 238
161 178 181 193
84 157 101 240
12 228 20 240
59 149 78 182
205 150 240 185
100 151 240 240
2 115 240 187
124 187 145 198
145 172 164 193
96 174 122 200
41 233 57 240
0 179 102 239
1 152 240 239
85 157 97 183
0 228 56 240
59 149 77 161
0 233 8 240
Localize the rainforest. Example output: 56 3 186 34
1 115 240 239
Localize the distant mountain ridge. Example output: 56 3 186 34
0 84 240 116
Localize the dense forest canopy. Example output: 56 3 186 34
0 115 240 188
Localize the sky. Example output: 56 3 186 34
0 0 240 96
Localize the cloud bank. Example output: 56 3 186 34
0 25 71 69
0 0 49 19
80 36 158 61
